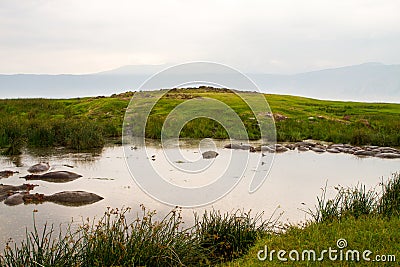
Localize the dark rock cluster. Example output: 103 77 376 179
225 141 400 159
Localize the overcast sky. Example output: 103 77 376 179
0 0 399 74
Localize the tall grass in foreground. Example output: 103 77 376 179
378 172 400 217
1 174 399 266
308 173 400 222
0 207 273 267
194 210 274 262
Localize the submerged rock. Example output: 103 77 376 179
202 151 219 159
28 162 50 173
21 171 82 183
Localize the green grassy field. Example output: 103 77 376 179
0 88 399 153
226 172 400 266
225 216 400 266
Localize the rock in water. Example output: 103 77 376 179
21 171 82 183
28 162 50 173
202 151 219 159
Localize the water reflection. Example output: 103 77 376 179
0 141 399 250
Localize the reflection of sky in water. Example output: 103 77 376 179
0 141 399 248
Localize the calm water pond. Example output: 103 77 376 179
0 140 399 248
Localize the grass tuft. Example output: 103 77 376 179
307 173 400 222
379 172 400 217
194 209 272 263
0 206 275 266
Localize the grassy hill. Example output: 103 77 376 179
0 88 399 153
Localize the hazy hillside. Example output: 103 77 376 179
1 63 399 102
251 62 400 102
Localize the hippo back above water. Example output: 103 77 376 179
23 191 104 206
21 171 82 183
202 151 219 159
4 193 25 206
45 191 104 206
0 170 19 179
27 162 50 173
0 184 37 201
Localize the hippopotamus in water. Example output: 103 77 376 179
22 191 104 206
21 171 82 183
311 147 326 153
27 162 50 173
275 145 289 153
255 145 276 152
375 153 400 159
224 143 256 152
0 184 38 202
326 148 341 153
4 193 25 206
0 170 19 178
202 151 219 159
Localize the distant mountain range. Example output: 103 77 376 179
1 62 399 102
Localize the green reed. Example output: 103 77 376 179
194 209 273 263
0 206 275 267
308 173 400 223
378 172 400 217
